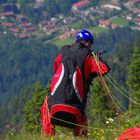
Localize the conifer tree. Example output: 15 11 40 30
23 81 50 133
127 46 140 115
87 78 114 126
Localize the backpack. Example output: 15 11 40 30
48 44 90 113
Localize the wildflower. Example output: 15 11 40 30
10 132 14 136
106 121 109 124
108 117 114 123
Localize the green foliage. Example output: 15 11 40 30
54 0 78 14
23 81 48 133
127 46 140 115
88 78 115 127
115 112 140 129
0 32 58 96
23 81 51 133
103 28 140 111
89 26 109 34
44 0 59 18
47 0 78 16
0 0 7 4
111 17 129 26
127 47 140 92
17 0 78 22
0 32 58 131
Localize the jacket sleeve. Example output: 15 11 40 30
54 53 62 73
84 55 109 79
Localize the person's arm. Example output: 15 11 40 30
91 56 109 75
84 55 109 79
54 53 62 73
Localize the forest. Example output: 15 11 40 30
0 0 140 139
0 0 79 23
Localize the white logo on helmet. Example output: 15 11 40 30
78 33 83 37
85 33 89 36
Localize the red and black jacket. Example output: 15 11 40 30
48 43 109 114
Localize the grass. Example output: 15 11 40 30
88 27 109 34
69 22 85 29
1 132 119 140
1 125 123 140
51 38 75 48
1 133 44 140
110 17 129 26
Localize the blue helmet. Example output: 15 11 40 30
76 29 94 44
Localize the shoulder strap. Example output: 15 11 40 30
61 44 90 70
62 45 75 62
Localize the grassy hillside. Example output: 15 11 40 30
1 127 122 140
111 17 130 26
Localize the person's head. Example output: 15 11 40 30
75 29 94 48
